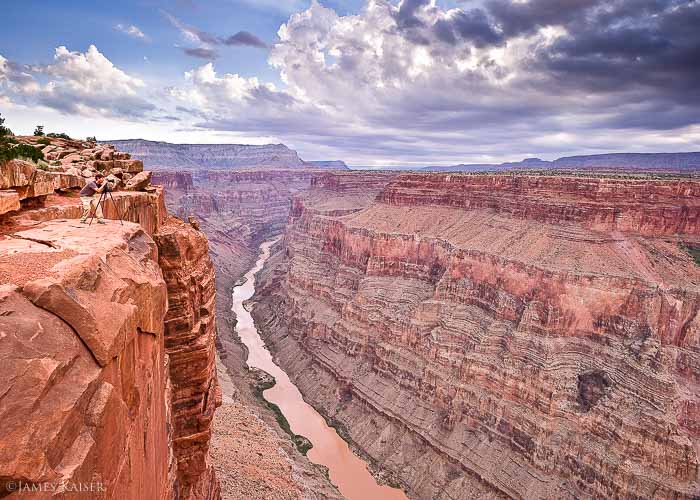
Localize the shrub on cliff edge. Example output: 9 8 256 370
0 114 45 164
0 113 12 139
47 132 72 140
0 144 45 163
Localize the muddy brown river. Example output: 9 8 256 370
232 240 407 500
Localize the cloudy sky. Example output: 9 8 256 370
1 0 699 166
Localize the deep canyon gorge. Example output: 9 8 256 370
1 136 699 499
153 162 700 499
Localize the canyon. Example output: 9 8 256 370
3 134 699 499
154 162 700 498
109 140 307 170
250 172 700 499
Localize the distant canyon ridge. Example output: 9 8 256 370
106 139 349 170
107 139 699 173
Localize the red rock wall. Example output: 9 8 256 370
7 188 167 236
379 174 700 235
1 152 220 499
253 173 700 499
0 223 171 499
155 217 221 500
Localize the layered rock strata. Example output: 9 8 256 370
253 172 700 499
151 168 349 498
155 217 220 499
110 140 305 170
0 144 220 499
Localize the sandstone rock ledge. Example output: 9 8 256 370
1 141 221 499
0 220 172 498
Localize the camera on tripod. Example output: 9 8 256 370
102 178 116 192
86 176 124 226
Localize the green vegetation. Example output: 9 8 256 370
0 113 12 138
33 125 44 136
47 132 71 140
0 143 45 163
86 136 97 143
252 373 313 455
681 244 700 266
36 137 52 146
0 114 45 163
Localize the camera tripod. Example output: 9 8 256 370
88 186 124 226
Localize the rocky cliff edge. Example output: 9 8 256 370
0 138 220 499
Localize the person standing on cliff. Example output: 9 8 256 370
79 173 107 224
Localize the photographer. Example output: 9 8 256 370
79 174 107 224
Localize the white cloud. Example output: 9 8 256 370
4 1 699 165
114 24 148 40
0 54 40 94
1 46 154 119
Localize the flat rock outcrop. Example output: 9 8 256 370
0 221 171 498
253 173 700 499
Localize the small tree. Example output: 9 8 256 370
86 136 97 143
47 132 71 140
0 113 12 139
34 125 45 136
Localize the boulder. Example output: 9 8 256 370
90 160 114 171
16 170 55 199
0 159 35 189
110 167 124 178
61 153 84 164
115 159 144 173
124 171 152 192
105 174 123 190
48 171 83 191
0 190 20 215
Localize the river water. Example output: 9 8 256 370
231 240 407 500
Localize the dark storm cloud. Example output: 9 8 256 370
223 31 268 49
163 11 267 50
434 9 503 47
537 0 700 108
171 0 700 164
486 0 599 37
183 47 218 59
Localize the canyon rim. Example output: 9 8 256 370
2 0 700 498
